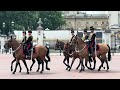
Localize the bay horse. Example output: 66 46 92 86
69 35 111 72
55 39 64 50
56 41 91 70
4 37 51 74
9 49 50 73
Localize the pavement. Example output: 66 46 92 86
0 53 120 79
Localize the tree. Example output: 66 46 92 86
0 11 38 35
38 11 66 30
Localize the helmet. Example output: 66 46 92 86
84 29 87 32
22 30 26 35
90 26 94 31
71 28 74 33
28 30 32 33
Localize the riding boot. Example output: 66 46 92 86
88 48 92 62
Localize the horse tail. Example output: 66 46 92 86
45 46 51 62
107 44 111 61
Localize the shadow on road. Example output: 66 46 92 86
16 71 58 75
66 69 120 73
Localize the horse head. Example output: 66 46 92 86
4 36 19 50
64 42 75 55
71 35 85 46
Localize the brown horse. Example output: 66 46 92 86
69 35 111 72
63 42 92 70
9 51 50 73
4 37 51 74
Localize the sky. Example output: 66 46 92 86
80 11 108 14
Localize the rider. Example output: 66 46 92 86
24 30 33 59
21 30 27 56
82 29 89 42
88 26 96 57
70 28 75 45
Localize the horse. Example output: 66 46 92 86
62 41 92 70
9 49 50 73
54 39 64 50
69 35 111 72
4 37 51 74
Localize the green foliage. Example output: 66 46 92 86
0 11 65 35
38 11 66 30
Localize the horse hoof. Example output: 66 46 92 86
12 72 15 74
76 68 79 70
68 69 71 71
98 69 100 72
103 67 105 69
66 68 68 70
40 71 43 73
36 70 39 72
79 70 82 72
19 70 21 73
46 68 50 70
27 72 29 74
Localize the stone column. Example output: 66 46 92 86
108 11 119 27
37 18 44 45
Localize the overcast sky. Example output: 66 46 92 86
80 11 108 14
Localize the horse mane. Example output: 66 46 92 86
76 35 85 44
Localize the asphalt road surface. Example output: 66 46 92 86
0 53 120 79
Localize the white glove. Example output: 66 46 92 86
85 40 89 42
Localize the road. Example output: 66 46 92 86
0 53 120 79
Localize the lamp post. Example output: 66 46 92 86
2 22 5 35
11 21 14 34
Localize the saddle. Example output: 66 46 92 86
26 45 36 60
89 44 100 53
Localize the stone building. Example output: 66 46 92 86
62 13 109 30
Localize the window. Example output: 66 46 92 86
69 22 71 24
102 22 104 24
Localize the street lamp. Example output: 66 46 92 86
10 21 14 37
2 22 5 35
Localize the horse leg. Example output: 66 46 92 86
30 59 36 71
11 59 16 72
104 57 109 71
36 57 41 72
22 60 29 74
63 56 70 69
85 58 92 70
98 58 104 71
68 57 75 71
44 59 50 70
40 60 44 73
66 57 70 70
76 59 81 70
98 55 105 69
92 57 96 70
18 61 22 72
79 58 84 72
12 60 19 74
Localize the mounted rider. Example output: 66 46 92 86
88 26 96 57
70 28 75 45
24 30 33 59
82 29 89 42
21 30 27 56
